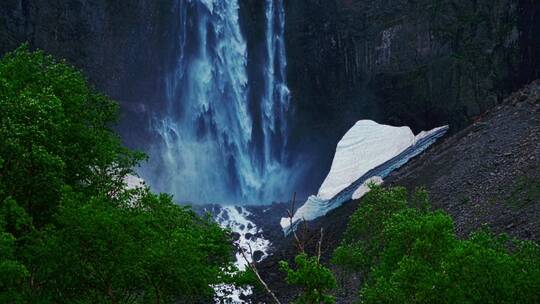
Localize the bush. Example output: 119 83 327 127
0 199 29 303
280 253 337 304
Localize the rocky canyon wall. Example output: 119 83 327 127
1 0 538 196
284 0 539 186
1 0 181 145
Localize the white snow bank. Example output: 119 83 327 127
318 120 415 200
352 176 384 200
278 176 383 231
281 120 448 233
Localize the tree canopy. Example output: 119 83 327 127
0 46 235 303
333 186 540 304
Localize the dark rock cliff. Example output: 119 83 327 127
284 0 539 187
1 0 538 194
1 0 181 145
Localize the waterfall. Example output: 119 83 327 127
262 0 290 165
141 0 292 204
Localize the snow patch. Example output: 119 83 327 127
281 120 448 233
318 120 414 200
352 176 383 200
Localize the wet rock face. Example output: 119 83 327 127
284 0 539 182
1 0 177 99
0 0 180 146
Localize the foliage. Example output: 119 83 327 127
360 209 457 303
332 185 408 276
0 44 144 226
0 46 236 303
27 189 233 303
333 186 540 304
280 253 337 304
0 198 30 304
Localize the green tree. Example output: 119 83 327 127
280 253 337 304
0 198 30 303
360 209 457 303
28 189 234 303
361 214 540 304
0 46 236 303
0 45 144 226
332 185 408 277
334 186 540 304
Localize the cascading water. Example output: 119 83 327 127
141 0 292 204
262 0 290 163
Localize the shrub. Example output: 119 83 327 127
30 189 234 303
280 253 337 304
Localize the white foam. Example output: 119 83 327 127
214 206 272 303
215 206 271 270
213 284 253 304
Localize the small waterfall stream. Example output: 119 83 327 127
262 0 290 164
